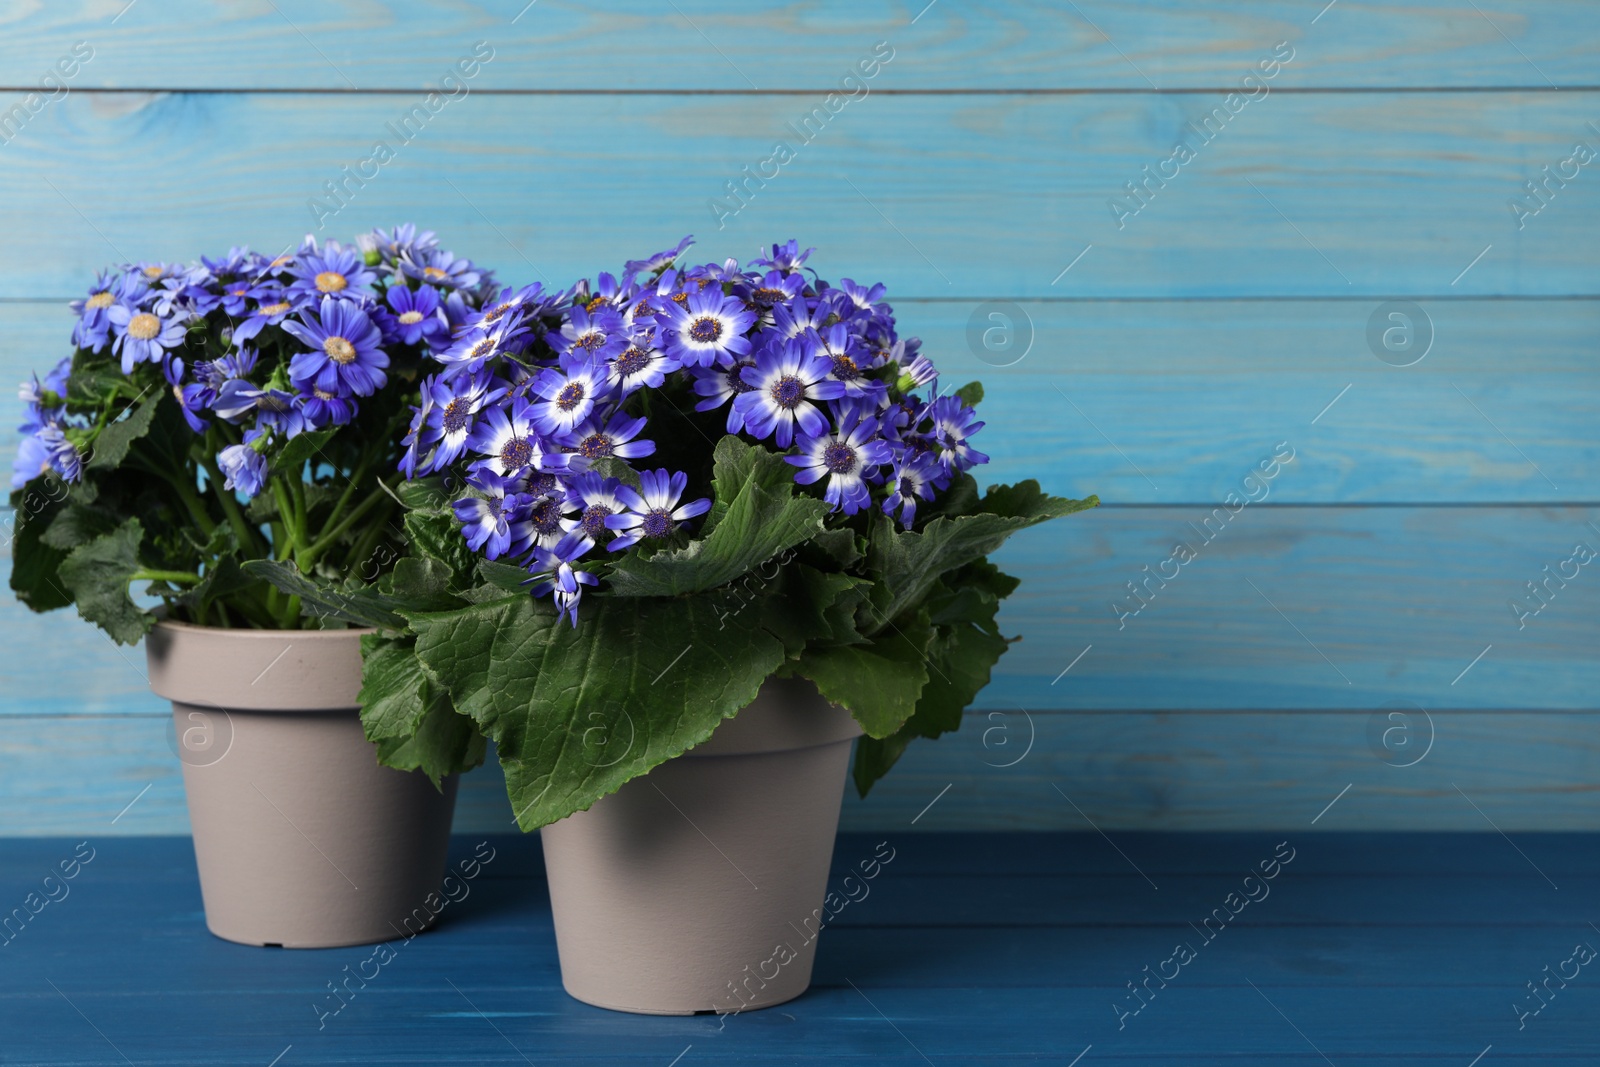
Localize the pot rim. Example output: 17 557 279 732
151 618 377 640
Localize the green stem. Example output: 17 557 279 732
304 481 394 567
200 453 264 558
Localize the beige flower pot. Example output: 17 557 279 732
146 620 458 949
540 676 863 1015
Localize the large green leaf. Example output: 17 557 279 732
242 559 406 629
57 517 151 645
8 477 74 612
407 589 788 830
359 633 486 786
756 564 869 656
795 612 932 738
863 482 1096 632
603 435 830 597
268 428 336 475
84 396 159 472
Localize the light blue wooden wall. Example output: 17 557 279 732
1 1 1595 834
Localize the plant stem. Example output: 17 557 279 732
200 453 264 557
304 480 394 567
130 569 203 585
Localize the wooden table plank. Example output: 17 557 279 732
0 834 1594 1064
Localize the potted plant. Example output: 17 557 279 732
280 236 1095 1009
8 225 496 948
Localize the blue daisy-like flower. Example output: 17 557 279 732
424 371 506 469
229 293 302 345
217 429 269 499
786 415 893 515
529 356 614 438
438 314 529 377
802 324 887 402
452 470 532 561
561 472 629 544
559 410 655 463
689 356 757 434
71 271 145 353
525 531 599 627
737 269 806 308
927 393 989 472
547 305 627 362
300 388 357 429
752 239 815 274
376 283 449 349
281 296 389 398
213 380 306 438
605 469 711 551
373 224 439 262
466 397 571 477
11 426 81 489
286 243 376 303
658 287 755 369
881 449 946 528
606 335 679 396
623 235 694 278
732 338 845 448
107 304 189 375
401 248 482 291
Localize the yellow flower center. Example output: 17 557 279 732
315 271 348 293
585 296 606 312
314 388 336 400
398 310 424 325
142 266 164 279
271 255 293 268
86 291 115 309
324 336 357 363
257 302 291 316
423 267 448 281
128 312 161 340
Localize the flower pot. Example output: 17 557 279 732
539 676 863 1015
146 620 458 949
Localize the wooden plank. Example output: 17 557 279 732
1 835 1595 1064
3 710 1595 834
0 91 1594 299
2 1 1596 91
7 299 1597 505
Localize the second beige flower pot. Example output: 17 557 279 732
146 620 458 949
540 676 863 1015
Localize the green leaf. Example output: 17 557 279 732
383 556 460 612
8 477 74 612
803 527 863 569
477 559 532 594
174 555 255 621
795 612 932 738
408 589 788 830
954 381 984 407
403 506 477 579
359 633 486 786
863 484 1096 632
756 564 869 656
241 559 405 629
40 496 120 553
57 517 151 645
85 397 159 472
603 435 830 597
268 428 336 475
66 351 129 407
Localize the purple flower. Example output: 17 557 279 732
732 338 844 448
752 240 814 274
786 415 892 515
525 532 598 627
107 305 189 375
218 429 269 499
623 235 694 278
881 450 945 528
529 356 614 438
562 472 628 544
281 296 389 397
11 426 81 489
606 336 679 395
229 294 301 345
605 469 711 551
377 283 449 348
559 410 654 463
453 470 531 561
286 243 376 303
401 248 481 291
927 393 989 473
547 305 627 362
466 398 571 477
659 287 755 368
424 372 506 469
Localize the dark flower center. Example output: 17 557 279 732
770 375 803 409
556 382 586 411
441 397 472 433
614 347 650 377
824 442 857 475
529 497 563 534
575 330 606 350
260 392 291 413
727 361 755 394
830 354 860 380
642 508 673 539
752 287 787 304
483 302 514 323
469 337 496 360
578 433 613 459
688 316 723 344
632 297 656 316
582 503 612 538
500 436 533 469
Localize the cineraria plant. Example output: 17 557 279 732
8 226 495 683
312 237 1095 827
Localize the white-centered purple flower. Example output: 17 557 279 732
562 472 629 544
927 394 990 473
525 531 598 628
529 357 614 438
732 339 844 448
659 287 755 368
107 304 189 375
466 397 569 477
605 469 711 551
217 429 269 499
786 415 892 515
453 470 531 560
559 411 654 463
881 450 945 528
425 372 506 469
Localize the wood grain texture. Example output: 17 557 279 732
0 91 1595 299
3 709 1595 835
2 1 1596 91
1 834 1595 1064
7 299 1597 505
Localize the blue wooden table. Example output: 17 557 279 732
3 832 1595 1064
